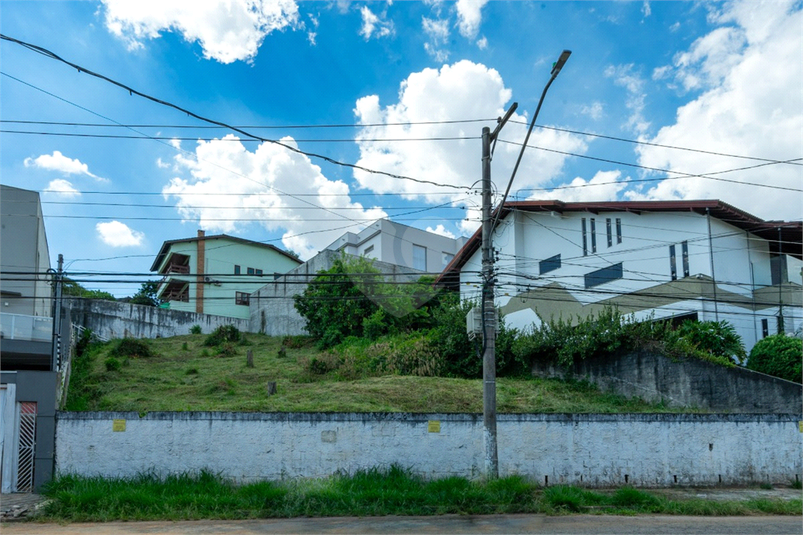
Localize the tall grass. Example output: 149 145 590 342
38 469 802 522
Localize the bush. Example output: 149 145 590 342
204 325 240 347
189 325 202 335
215 342 237 358
746 334 802 383
104 357 122 372
110 338 155 359
675 320 746 364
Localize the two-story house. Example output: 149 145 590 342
150 231 303 320
441 200 802 353
0 184 59 493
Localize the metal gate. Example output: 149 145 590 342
16 402 36 492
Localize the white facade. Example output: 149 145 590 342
151 232 302 320
326 219 467 274
452 201 802 354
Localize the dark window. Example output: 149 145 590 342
777 315 785 334
235 292 250 306
770 254 788 285
590 218 597 253
234 265 241 275
616 218 622 244
247 267 255 275
255 269 263 276
364 245 374 255
681 241 689 277
669 245 677 281
581 218 588 256
584 262 623 288
539 254 561 275
761 318 769 338
606 218 612 247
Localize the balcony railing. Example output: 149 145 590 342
0 313 53 342
163 263 190 274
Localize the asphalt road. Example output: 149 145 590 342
3 515 802 535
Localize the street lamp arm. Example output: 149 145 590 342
491 50 571 234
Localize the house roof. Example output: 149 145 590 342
150 234 302 272
437 199 803 285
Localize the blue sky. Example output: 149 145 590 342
1 0 801 296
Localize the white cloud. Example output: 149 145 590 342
24 151 107 182
669 21 681 32
426 224 456 239
641 1 651 18
422 17 449 61
156 158 170 169
455 0 489 39
580 101 604 121
96 221 145 247
604 64 650 134
637 0 803 220
307 13 319 45
352 60 587 235
101 0 299 64
546 170 629 203
359 5 394 40
44 179 81 198
476 36 488 50
162 135 387 260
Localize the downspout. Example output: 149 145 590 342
196 230 205 314
706 208 719 322
746 230 758 344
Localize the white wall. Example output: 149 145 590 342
55 412 802 487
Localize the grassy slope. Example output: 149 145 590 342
66 333 691 413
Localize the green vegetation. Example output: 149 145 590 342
128 281 163 307
189 324 203 335
746 334 802 383
63 332 685 413
204 324 241 347
38 469 801 522
62 278 116 301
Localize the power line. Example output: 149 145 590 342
0 35 469 191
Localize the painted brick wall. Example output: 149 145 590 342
55 412 802 487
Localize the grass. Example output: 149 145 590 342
36 469 802 522
64 333 694 413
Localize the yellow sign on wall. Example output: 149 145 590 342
113 419 126 432
427 420 440 433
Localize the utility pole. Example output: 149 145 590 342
51 253 64 371
480 50 571 480
481 104 517 479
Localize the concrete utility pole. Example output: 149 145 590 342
51 253 64 371
481 104 517 479
481 50 571 480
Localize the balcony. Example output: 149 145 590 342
0 313 52 342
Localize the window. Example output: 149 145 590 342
590 218 597 253
539 254 561 275
234 265 241 275
363 245 374 255
584 263 623 288
255 269 263 276
606 218 612 247
581 218 588 256
442 252 454 268
761 319 769 338
616 218 622 244
413 244 427 271
669 245 677 281
681 241 689 277
235 292 250 306
247 267 255 275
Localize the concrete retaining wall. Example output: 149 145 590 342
55 411 802 487
532 350 802 413
67 299 250 340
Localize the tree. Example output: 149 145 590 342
746 334 802 383
129 281 162 307
61 278 116 301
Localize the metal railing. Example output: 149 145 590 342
0 313 53 342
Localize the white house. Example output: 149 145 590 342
440 200 802 353
325 219 467 274
150 231 302 320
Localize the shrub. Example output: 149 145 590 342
746 334 802 383
204 325 241 347
281 335 312 349
110 338 155 359
181 342 188 351
104 357 122 372
189 325 202 335
675 320 746 364
216 342 237 358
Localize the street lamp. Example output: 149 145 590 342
480 50 571 479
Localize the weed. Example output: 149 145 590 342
791 479 802 490
760 482 774 490
185 368 199 375
204 325 241 347
190 325 202 335
104 357 122 372
216 342 237 358
181 342 188 351
110 338 155 359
